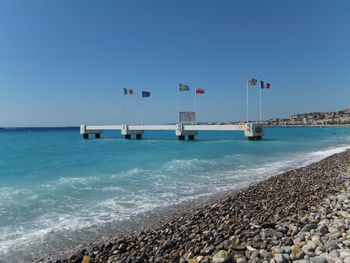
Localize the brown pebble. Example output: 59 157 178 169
81 255 92 263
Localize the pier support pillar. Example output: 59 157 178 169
244 123 264 140
248 136 262 141
175 124 198 141
121 124 144 140
80 125 104 140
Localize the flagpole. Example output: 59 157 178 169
194 87 197 124
177 84 180 123
246 79 249 123
123 92 126 124
141 95 144 125
260 85 262 123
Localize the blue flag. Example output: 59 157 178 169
142 91 151 97
260 81 265 89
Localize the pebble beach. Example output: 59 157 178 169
37 149 350 263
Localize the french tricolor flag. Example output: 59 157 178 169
260 81 270 89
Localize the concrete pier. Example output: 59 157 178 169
80 123 264 140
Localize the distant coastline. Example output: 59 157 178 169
1 107 350 130
265 108 350 126
266 124 350 127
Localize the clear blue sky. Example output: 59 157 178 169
1 0 349 126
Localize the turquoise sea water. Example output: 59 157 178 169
0 126 350 262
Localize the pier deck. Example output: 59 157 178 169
80 123 264 140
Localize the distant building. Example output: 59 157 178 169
267 108 350 126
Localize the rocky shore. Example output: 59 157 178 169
41 150 350 263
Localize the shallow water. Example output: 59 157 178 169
0 126 349 262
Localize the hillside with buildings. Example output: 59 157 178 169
265 109 350 126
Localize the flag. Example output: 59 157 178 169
179 83 190 91
123 88 133 95
260 81 271 89
248 78 258 86
142 91 151 97
196 88 205 94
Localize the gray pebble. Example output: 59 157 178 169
340 251 350 259
310 256 328 263
329 250 340 258
319 225 329 236
273 254 286 263
200 245 215 255
237 258 247 263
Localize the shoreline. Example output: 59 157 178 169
40 149 350 263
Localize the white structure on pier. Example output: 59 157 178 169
80 123 264 140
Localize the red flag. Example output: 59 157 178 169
196 89 205 94
266 83 270 89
